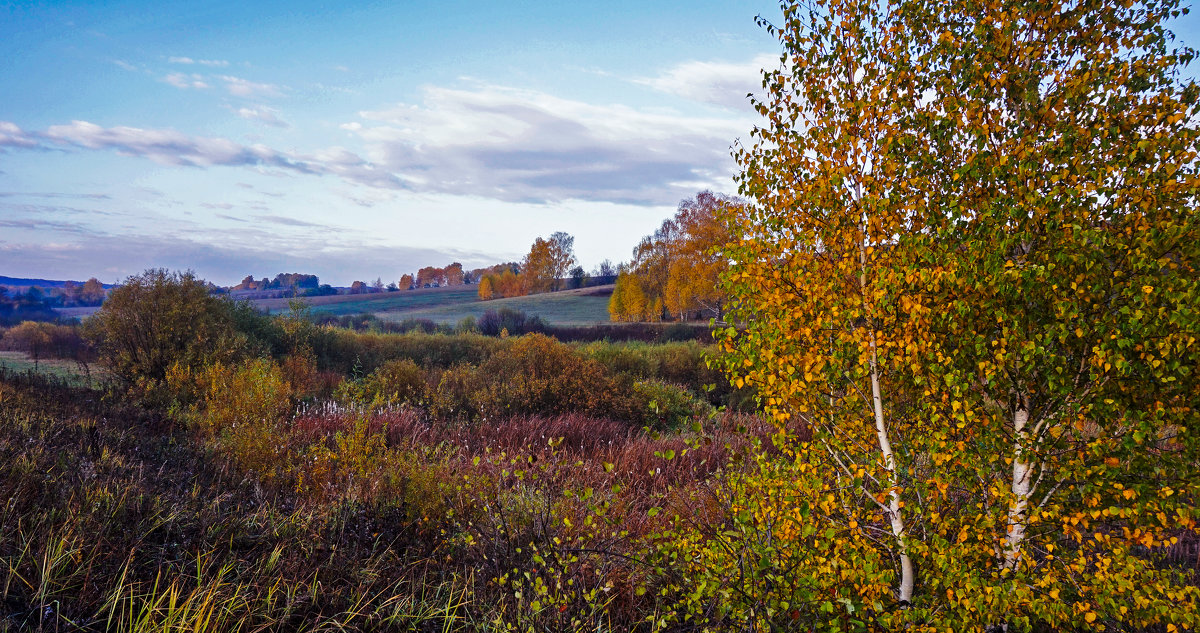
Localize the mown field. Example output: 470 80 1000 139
375 286 613 326
56 284 616 327
255 284 481 315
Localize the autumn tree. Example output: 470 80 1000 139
521 232 576 294
444 262 465 286
696 0 1200 630
416 266 443 287
609 268 648 322
609 192 738 322
477 275 495 300
399 273 415 290
496 269 522 298
86 269 271 391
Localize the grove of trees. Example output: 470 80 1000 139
609 191 739 322
477 232 577 300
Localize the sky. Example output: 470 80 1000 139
3 2 1199 287
0 0 781 286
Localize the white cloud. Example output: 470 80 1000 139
170 56 229 67
4 74 754 207
0 122 38 149
638 54 775 111
42 120 314 172
218 75 283 98
350 83 750 204
163 72 209 90
233 106 289 128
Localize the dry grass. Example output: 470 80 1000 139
0 366 769 632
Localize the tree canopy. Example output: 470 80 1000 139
610 191 739 322
696 0 1200 629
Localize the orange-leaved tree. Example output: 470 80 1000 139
522 232 576 294
608 191 740 322
693 0 1200 630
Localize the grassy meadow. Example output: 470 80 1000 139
0 289 773 631
375 286 613 326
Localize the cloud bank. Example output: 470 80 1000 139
2 59 764 207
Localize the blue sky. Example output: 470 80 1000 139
2 1 1198 286
0 0 779 285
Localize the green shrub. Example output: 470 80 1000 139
631 379 712 430
429 365 483 421
85 269 278 396
312 329 505 375
184 359 293 483
335 358 428 407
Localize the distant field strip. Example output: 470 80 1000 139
375 286 614 326
258 286 481 315
54 284 616 326
0 350 105 386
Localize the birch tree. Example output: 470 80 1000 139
704 0 1200 629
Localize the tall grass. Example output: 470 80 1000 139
0 363 774 632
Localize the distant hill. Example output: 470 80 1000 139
0 275 116 289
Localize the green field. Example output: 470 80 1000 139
284 284 615 326
56 284 617 326
0 351 103 386
258 285 482 316
374 286 613 326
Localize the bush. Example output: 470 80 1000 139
335 358 428 407
0 321 93 368
431 334 623 422
178 359 293 484
631 379 712 430
85 269 276 392
312 329 505 375
477 308 546 337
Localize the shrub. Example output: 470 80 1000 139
455 315 478 334
312 329 505 375
335 358 428 407
185 359 293 483
0 321 93 369
85 269 275 392
477 308 546 337
631 379 712 430
428 334 620 422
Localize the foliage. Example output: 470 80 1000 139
631 379 713 430
52 277 108 307
85 269 275 394
0 365 779 632
0 321 91 370
0 285 59 325
523 231 576 293
610 192 740 323
335 357 428 407
716 0 1200 629
312 328 504 375
478 269 525 299
430 333 626 422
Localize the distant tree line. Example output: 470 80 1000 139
394 262 468 290
478 232 586 300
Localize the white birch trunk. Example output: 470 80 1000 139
1003 403 1032 572
856 181 914 604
